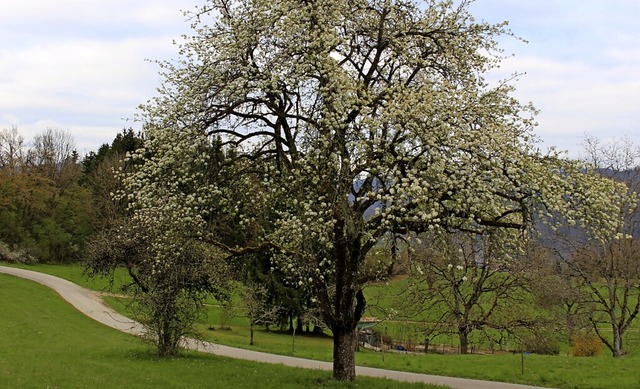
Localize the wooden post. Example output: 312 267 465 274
292 324 296 353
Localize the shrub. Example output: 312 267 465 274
0 241 36 264
523 337 561 355
571 332 602 357
518 328 561 355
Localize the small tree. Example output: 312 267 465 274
570 238 640 357
85 126 230 356
0 126 26 172
527 241 592 342
86 219 229 356
28 128 79 192
241 282 282 345
406 228 536 354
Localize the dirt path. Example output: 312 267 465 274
0 266 554 389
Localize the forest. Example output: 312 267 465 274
0 127 141 263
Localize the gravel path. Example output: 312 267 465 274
0 266 554 389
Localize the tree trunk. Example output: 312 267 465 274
613 329 623 358
332 326 357 381
317 215 366 382
459 330 469 355
250 321 254 346
296 315 304 334
158 319 177 357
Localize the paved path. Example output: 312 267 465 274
0 266 553 389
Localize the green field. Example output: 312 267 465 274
0 272 443 389
4 263 640 389
192 302 640 389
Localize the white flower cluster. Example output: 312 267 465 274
128 0 630 299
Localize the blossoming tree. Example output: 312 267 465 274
87 127 230 357
138 0 627 380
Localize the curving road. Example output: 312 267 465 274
0 266 553 389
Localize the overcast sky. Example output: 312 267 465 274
1 1 638 158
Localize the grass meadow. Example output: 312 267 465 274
0 271 442 389
4 263 640 388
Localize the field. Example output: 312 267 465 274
4 263 640 388
0 271 442 389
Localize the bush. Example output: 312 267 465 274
519 328 561 355
571 332 602 357
0 241 36 264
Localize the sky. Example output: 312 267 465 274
1 1 638 158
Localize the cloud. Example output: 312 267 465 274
1 0 639 158
0 1 193 36
0 0 195 154
492 53 640 155
0 37 168 138
470 1 640 156
1 37 164 107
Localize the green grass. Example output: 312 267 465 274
0 272 442 389
188 305 640 389
6 262 640 388
358 351 640 389
4 261 131 290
